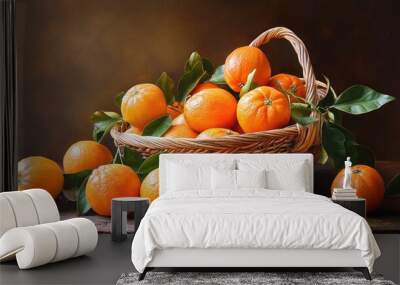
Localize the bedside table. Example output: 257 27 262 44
332 198 366 218
111 197 150 242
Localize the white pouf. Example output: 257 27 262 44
0 218 98 269
0 189 60 237
0 189 98 269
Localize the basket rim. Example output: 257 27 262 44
112 123 300 144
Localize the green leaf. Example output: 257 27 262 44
156 72 175 105
113 147 144 172
290 103 319 126
91 111 122 142
77 177 91 215
185 51 202 72
209 65 226 84
64 169 92 189
63 170 92 202
176 61 207 102
142 115 172 137
386 174 400 196
321 122 346 169
318 146 329 165
240 69 257 96
114 91 125 108
317 76 336 109
138 153 160 178
327 109 343 125
202 58 215 76
333 85 395 114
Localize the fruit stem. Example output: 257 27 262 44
264 98 272 106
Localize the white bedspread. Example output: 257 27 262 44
131 190 380 272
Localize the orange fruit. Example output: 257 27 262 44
191 82 219 95
86 164 141 216
184 88 237 132
121 83 167 128
163 125 198 138
237 86 290 133
197 128 239 139
140 168 159 202
18 156 64 198
63 140 113 174
171 113 187 126
268 73 306 102
167 102 183 119
125 126 143 135
224 46 271 92
331 165 385 213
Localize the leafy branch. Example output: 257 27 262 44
292 77 395 170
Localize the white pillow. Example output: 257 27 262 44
211 168 267 190
211 168 236 190
237 159 308 191
166 160 235 192
236 169 267 188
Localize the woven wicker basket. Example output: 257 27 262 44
111 27 327 157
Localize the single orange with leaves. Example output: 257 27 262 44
121 83 167 128
224 46 271 92
268 73 306 102
86 164 141 216
237 86 290 133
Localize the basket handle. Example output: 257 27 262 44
249 27 318 104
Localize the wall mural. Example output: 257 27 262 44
18 28 397 216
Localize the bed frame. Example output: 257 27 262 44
138 154 372 281
139 248 370 280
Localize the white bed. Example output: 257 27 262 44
131 154 380 280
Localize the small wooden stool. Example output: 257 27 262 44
111 197 149 242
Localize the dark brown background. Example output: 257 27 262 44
16 0 400 164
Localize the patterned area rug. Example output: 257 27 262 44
116 272 395 285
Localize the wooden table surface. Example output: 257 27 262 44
368 215 400 234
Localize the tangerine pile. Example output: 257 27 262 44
121 46 306 139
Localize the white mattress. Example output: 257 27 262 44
131 190 380 273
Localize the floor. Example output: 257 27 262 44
0 234 134 285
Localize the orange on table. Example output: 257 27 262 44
197 128 239 139
86 164 141 216
184 88 237 133
171 113 187 126
121 83 167 129
163 125 198 138
18 156 64 198
268 73 306 102
237 86 290 133
140 168 159 202
224 46 271 92
331 165 385 213
191 82 218 95
63 140 113 174
167 101 183 119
